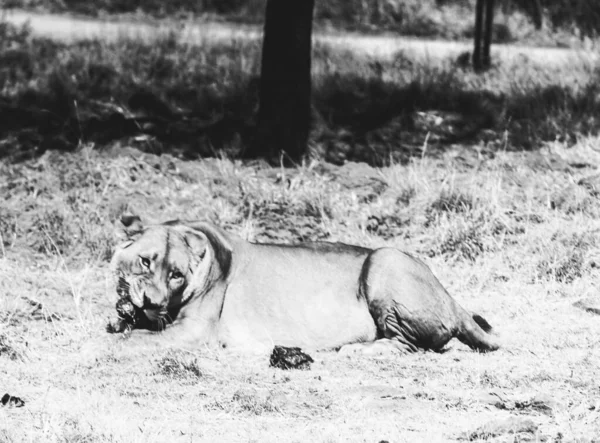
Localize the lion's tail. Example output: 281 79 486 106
456 312 500 352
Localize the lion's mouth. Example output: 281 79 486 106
143 308 167 321
114 276 171 330
143 307 171 331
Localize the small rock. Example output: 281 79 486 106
269 346 314 370
1 393 25 408
467 417 538 441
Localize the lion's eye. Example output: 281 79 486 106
140 257 151 269
170 270 184 280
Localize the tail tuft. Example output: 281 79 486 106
472 314 493 334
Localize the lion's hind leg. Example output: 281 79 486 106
359 247 482 353
338 303 446 357
369 278 500 354
377 301 457 351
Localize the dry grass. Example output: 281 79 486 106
2 136 600 441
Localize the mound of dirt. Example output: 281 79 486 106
269 346 314 370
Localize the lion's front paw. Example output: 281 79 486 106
338 343 363 356
106 318 132 334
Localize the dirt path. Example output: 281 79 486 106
3 9 597 66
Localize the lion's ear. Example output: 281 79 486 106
114 213 145 242
177 222 232 275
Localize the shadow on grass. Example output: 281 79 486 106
1 21 600 165
312 71 506 165
506 83 600 149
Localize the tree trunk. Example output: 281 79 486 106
473 0 495 72
482 0 495 69
473 0 485 71
252 0 315 165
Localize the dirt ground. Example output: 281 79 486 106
1 140 600 442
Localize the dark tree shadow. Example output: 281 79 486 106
2 23 600 166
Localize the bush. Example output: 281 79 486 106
546 0 600 38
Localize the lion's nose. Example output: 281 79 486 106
141 294 152 309
141 294 161 310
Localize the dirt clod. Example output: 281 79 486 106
1 393 25 408
269 346 314 370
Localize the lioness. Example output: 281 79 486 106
110 215 499 355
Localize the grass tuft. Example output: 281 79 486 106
0 208 18 249
365 213 409 240
31 209 73 255
535 232 596 284
428 190 474 216
157 351 202 380
0 332 26 361
428 217 486 262
230 389 282 415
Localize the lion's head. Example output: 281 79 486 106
110 215 232 329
